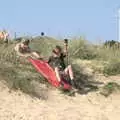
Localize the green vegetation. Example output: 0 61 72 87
0 37 120 98
103 61 120 75
69 37 97 60
100 82 120 97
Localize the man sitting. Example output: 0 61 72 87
14 39 42 59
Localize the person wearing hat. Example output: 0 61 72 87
48 45 76 88
14 39 42 59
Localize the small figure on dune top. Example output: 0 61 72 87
41 32 45 36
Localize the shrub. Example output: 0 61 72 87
100 82 120 97
69 37 97 60
103 61 120 75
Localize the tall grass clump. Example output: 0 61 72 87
103 60 120 75
69 37 97 60
30 36 62 56
96 46 120 61
95 40 120 75
0 39 52 99
0 57 49 99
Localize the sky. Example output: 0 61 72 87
0 0 120 42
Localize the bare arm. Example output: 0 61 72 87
63 43 69 57
62 50 67 58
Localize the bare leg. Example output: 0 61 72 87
64 65 74 80
31 52 41 59
64 65 77 88
54 67 61 82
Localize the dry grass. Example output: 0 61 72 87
100 82 120 97
0 37 120 98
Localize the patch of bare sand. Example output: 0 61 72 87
0 80 120 120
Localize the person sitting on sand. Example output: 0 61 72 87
14 39 42 59
48 45 77 88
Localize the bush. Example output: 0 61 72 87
104 40 120 48
0 62 49 99
100 82 120 97
103 61 120 75
2 36 120 98
69 37 97 60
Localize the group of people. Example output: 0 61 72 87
14 39 77 88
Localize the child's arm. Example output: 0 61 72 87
63 39 68 57
47 56 52 63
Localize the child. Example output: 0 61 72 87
48 45 76 88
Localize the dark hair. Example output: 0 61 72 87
64 39 68 44
55 45 62 52
52 49 58 54
23 39 30 45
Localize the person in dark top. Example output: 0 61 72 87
48 45 76 87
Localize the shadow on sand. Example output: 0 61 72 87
61 64 104 96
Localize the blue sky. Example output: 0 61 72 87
0 0 120 42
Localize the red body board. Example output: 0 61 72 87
28 58 71 90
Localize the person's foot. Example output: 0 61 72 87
70 79 77 88
60 81 64 86
68 88 78 96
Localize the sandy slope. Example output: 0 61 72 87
0 80 120 120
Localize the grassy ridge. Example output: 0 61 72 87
0 36 120 98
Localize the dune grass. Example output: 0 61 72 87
0 37 120 98
100 82 120 97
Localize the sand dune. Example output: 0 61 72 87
0 80 120 120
